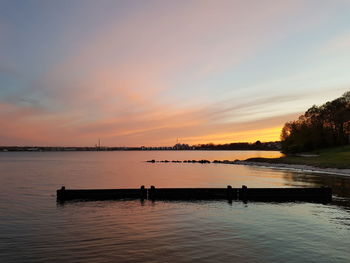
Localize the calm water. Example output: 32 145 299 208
1 151 350 263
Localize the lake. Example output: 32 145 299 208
0 151 349 262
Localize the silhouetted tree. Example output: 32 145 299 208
281 91 350 153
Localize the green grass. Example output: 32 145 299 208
245 145 350 169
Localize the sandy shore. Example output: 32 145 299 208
233 160 350 177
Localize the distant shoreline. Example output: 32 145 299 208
0 142 281 152
0 147 280 152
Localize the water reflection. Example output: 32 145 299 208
52 199 350 263
282 171 350 197
281 170 350 211
1 151 350 262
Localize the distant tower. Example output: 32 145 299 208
98 138 101 148
175 137 180 150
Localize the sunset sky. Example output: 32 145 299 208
1 0 350 146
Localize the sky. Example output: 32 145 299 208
1 0 350 146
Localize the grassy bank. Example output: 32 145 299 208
245 145 350 169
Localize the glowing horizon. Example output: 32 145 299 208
1 0 350 146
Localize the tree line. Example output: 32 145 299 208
192 141 280 151
281 91 350 153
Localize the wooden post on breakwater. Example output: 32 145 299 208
227 185 233 201
57 186 65 200
57 185 332 203
149 185 156 201
140 185 146 200
241 185 248 201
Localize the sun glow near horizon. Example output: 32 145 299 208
180 127 283 146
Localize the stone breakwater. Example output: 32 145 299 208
146 159 231 164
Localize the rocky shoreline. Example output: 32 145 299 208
233 160 350 177
147 159 350 177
